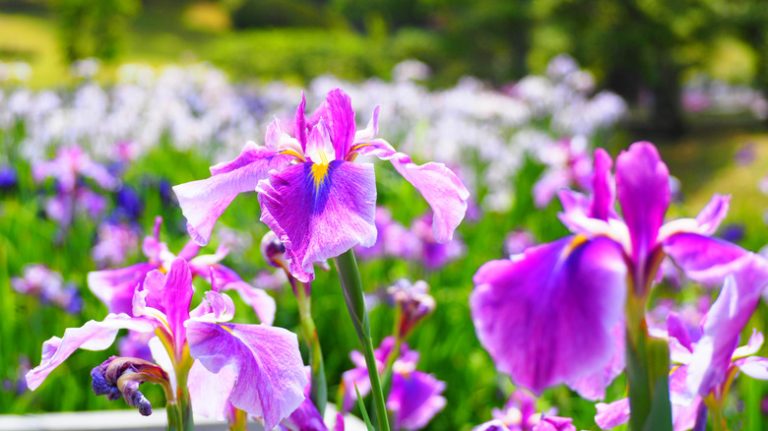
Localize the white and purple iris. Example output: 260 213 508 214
173 88 469 282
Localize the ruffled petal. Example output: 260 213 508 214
565 323 625 400
186 321 307 430
355 140 469 242
737 356 768 380
173 142 290 245
257 161 376 282
26 314 155 390
223 282 276 325
470 236 627 392
663 233 750 285
615 142 670 264
87 263 156 314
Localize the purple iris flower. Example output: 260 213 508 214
173 88 469 282
474 390 576 431
33 146 118 193
411 214 466 270
504 229 536 256
341 337 446 430
596 256 768 430
92 221 140 267
12 264 82 314
533 136 592 209
26 258 307 429
367 279 436 338
88 217 275 325
471 142 754 395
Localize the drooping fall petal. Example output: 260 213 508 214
470 236 626 392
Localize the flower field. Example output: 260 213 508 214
1 9 768 431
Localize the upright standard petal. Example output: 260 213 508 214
470 236 627 392
309 89 356 160
589 148 615 221
173 142 291 245
185 321 307 430
355 140 469 242
133 259 193 358
87 263 156 315
615 142 670 265
257 161 376 282
26 314 155 390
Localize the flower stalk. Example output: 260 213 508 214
296 281 328 416
335 249 391 431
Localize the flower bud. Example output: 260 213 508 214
91 356 169 416
260 231 287 269
387 279 436 337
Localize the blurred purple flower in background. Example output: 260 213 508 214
504 229 536 256
474 390 576 431
92 221 140 267
174 88 469 282
0 165 17 190
341 337 446 430
533 136 592 208
12 264 82 314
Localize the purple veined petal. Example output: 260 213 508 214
667 312 694 353
737 356 768 380
387 371 446 430
533 416 577 431
668 366 704 431
615 142 670 265
309 89 356 160
190 290 236 323
533 169 570 208
280 369 328 431
188 360 237 420
354 140 469 243
595 398 630 430
470 236 627 393
186 321 307 430
178 240 202 261
133 259 193 358
173 142 291 245
686 256 768 397
565 322 625 400
87 263 156 314
590 148 615 221
663 233 750 285
257 161 377 282
25 314 155 390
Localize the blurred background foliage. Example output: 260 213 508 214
0 0 766 133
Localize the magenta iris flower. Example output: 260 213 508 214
88 217 275 324
26 258 306 430
173 88 469 282
471 142 755 395
341 337 446 430
596 257 768 430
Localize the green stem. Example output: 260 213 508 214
296 281 328 416
173 350 194 431
334 250 391 431
625 277 672 431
